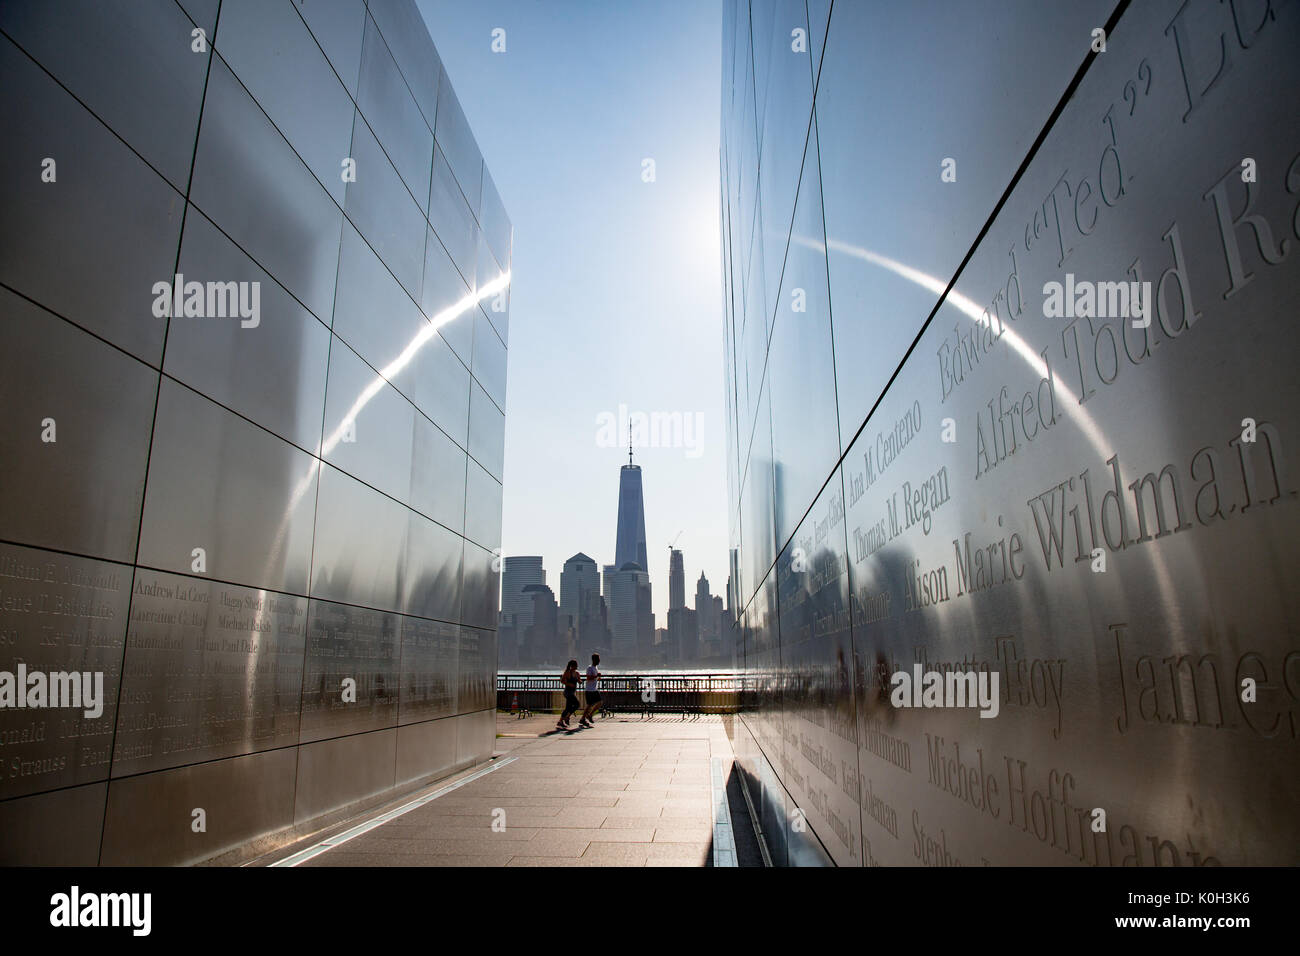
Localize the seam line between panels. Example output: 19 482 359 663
91 6 221 864
0 537 490 649
3 708 500 810
760 0 1134 578
207 37 488 398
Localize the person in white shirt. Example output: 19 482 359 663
579 653 602 727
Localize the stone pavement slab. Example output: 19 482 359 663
285 714 738 868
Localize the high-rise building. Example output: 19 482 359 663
668 548 686 610
521 583 558 666
501 556 544 630
614 445 648 575
608 561 651 661
602 563 616 606
695 572 718 643
667 606 697 665
0 0 509 865
560 552 599 622
720 0 1298 867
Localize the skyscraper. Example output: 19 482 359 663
695 571 717 642
560 552 599 621
668 548 685 610
614 443 648 575
501 556 544 630
609 562 650 660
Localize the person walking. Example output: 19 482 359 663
557 660 580 731
579 653 602 727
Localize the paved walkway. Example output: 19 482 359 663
278 713 736 867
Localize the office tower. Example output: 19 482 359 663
521 584 558 667
669 548 686 610
560 552 600 629
602 563 616 606
0 0 510 865
720 0 1299 866
497 613 519 670
608 561 651 662
694 572 717 642
614 446 649 575
667 606 697 665
501 556 545 630
709 596 724 650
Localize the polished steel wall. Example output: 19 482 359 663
0 0 508 865
721 0 1300 865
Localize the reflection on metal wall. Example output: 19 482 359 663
720 0 1299 865
0 0 508 865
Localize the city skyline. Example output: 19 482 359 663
417 0 729 621
497 446 731 669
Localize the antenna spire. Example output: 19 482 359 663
628 417 633 465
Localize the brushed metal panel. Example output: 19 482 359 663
756 738 790 867
168 206 331 454
0 0 208 192
321 337 415 507
0 542 129 800
111 570 307 776
476 231 512 350
333 221 471 444
457 626 495 715
463 458 503 553
294 0 366 97
402 510 462 622
215 0 355 206
767 122 841 552
333 216 424 359
726 0 1300 865
855 0 1298 868
138 379 320 595
460 541 499 631
190 55 343 323
400 314 474 448
357 11 433 213
817 0 1118 441
428 144 479 288
100 747 298 865
479 167 512 275
176 0 218 34
366 0 441 131
0 782 107 865
410 412 466 534
739 381 775 603
0 33 179 366
310 464 406 613
422 224 476 369
398 617 457 724
294 727 397 824
299 600 400 743
468 379 505 481
455 707 494 767
395 715 457 785
0 289 157 562
471 286 508 410
343 109 426 301
434 66 483 212
774 471 861 866
752 0 813 317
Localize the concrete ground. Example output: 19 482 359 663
266 712 762 867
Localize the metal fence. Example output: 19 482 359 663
497 673 739 717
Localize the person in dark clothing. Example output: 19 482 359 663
557 659 581 730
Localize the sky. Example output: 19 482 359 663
416 0 728 621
